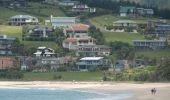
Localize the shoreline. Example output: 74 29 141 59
0 81 170 100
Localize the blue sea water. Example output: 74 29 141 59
0 87 132 100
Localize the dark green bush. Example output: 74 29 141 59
53 75 62 80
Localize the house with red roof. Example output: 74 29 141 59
62 37 96 50
63 24 90 38
0 57 18 69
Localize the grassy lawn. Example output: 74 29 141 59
0 7 26 24
23 41 58 49
0 25 57 49
0 25 22 39
90 14 156 28
103 32 145 44
0 2 65 24
27 2 65 17
23 72 103 81
136 51 170 58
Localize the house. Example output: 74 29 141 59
0 57 18 69
0 0 11 7
115 60 130 71
77 57 109 71
63 24 90 38
43 0 79 6
9 15 38 26
58 0 80 6
133 40 166 51
72 4 96 13
34 46 55 57
36 56 77 70
119 6 136 17
154 24 170 37
136 8 154 16
50 16 76 28
62 37 96 50
24 25 54 39
146 20 167 34
0 35 15 55
76 45 111 57
43 0 59 5
113 20 138 32
144 9 154 16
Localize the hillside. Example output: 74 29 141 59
0 2 65 49
0 2 65 24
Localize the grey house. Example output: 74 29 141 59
133 40 166 51
0 35 15 55
50 16 76 28
24 25 54 40
76 45 111 57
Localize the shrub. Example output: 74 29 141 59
53 75 62 80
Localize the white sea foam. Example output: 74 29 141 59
87 93 133 100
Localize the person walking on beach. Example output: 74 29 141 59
153 88 156 95
151 88 154 95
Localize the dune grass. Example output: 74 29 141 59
23 72 103 81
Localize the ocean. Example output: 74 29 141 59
0 87 132 100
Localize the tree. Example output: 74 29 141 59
11 38 31 56
110 41 135 60
155 57 170 81
89 26 105 45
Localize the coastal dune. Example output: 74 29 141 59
0 81 170 100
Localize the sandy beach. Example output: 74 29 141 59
0 81 170 100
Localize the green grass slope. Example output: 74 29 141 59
103 32 144 44
90 14 152 28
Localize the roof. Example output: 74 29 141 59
113 20 137 24
73 4 89 9
11 15 36 19
51 17 76 23
120 6 135 13
133 40 165 42
80 57 104 61
34 52 55 55
38 46 47 49
78 45 111 48
32 25 52 31
64 37 96 42
64 24 89 31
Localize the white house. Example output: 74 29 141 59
9 15 38 26
50 16 76 28
62 37 96 50
58 0 79 6
77 57 109 71
72 4 96 13
63 24 90 38
34 46 55 57
113 20 138 32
